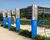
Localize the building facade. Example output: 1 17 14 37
20 5 50 19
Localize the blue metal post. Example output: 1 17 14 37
32 20 37 38
32 5 38 38
3 16 6 27
8 17 11 28
3 12 6 27
16 18 20 30
8 10 12 28
16 9 20 30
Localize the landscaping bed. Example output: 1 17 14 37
1 24 50 40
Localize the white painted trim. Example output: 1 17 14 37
32 4 38 20
15 8 20 18
8 10 11 17
3 11 6 17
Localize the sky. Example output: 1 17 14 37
0 0 50 10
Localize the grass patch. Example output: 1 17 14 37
19 30 31 38
1 23 3 26
34 35 46 40
20 20 31 25
34 35 50 40
4 24 8 28
9 26 16 31
9 26 31 38
9 26 20 32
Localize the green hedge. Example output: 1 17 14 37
34 35 50 40
19 30 31 38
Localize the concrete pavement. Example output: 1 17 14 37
0 27 32 40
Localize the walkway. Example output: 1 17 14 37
0 27 32 40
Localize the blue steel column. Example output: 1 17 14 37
3 11 6 27
8 10 12 28
16 9 20 30
32 5 38 38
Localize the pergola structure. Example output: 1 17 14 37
2 4 50 38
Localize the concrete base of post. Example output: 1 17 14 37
31 20 37 38
16 18 20 30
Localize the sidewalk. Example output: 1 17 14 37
0 27 32 40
